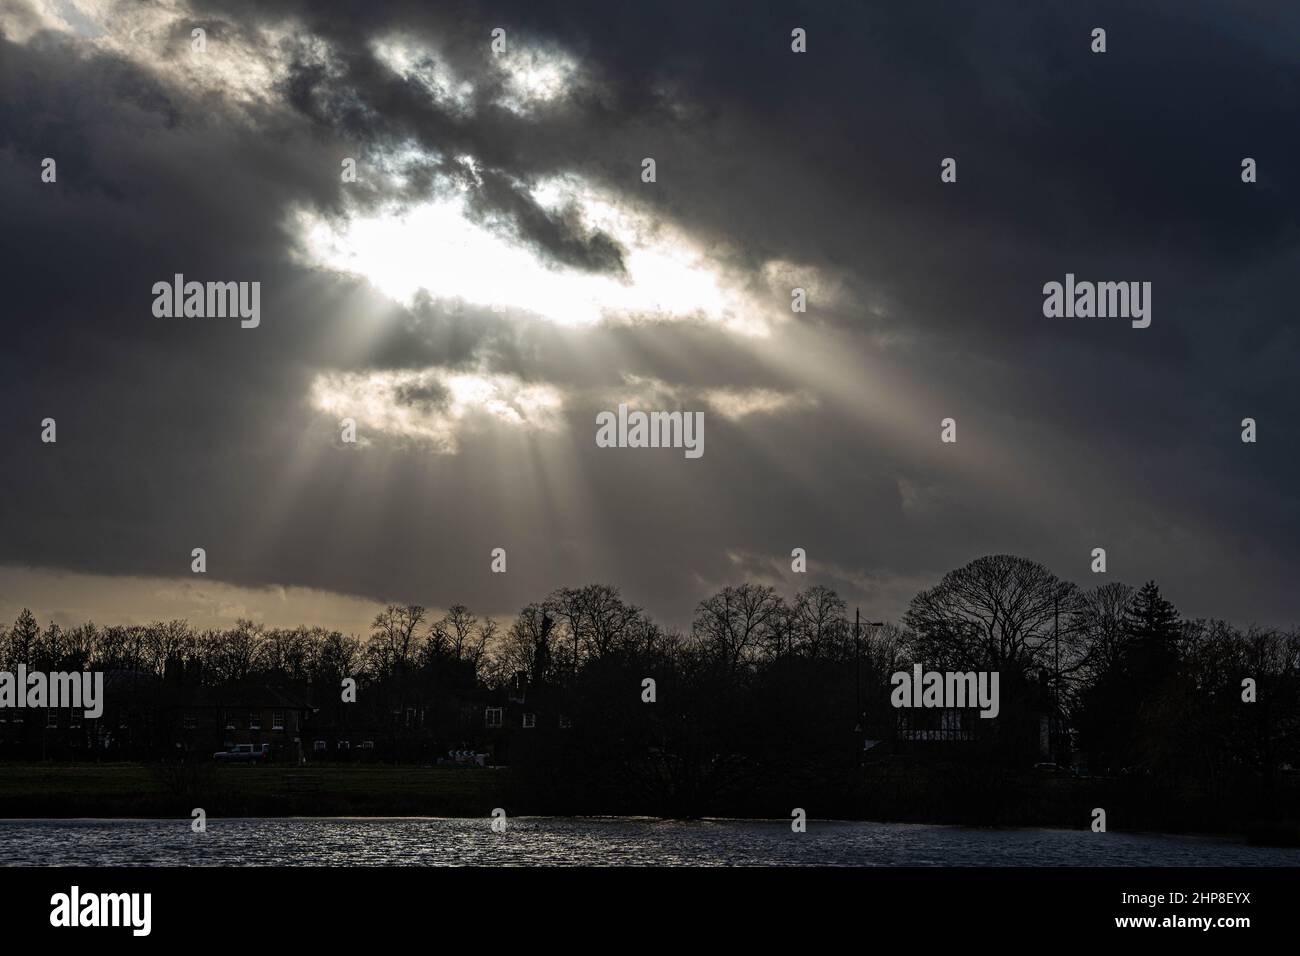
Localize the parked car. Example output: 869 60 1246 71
214 743 269 763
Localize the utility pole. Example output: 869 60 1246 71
853 607 862 790
1053 593 1060 764
854 608 861 730
854 609 886 768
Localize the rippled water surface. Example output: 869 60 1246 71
2 818 1297 866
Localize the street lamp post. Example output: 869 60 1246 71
855 608 861 730
854 608 886 770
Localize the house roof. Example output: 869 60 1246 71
176 683 313 709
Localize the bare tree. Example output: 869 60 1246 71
490 603 555 687
1078 581 1136 678
545 586 587 674
144 620 196 679
691 583 785 672
544 584 645 669
366 604 426 678
431 604 478 661
466 617 496 674
258 625 315 682
903 554 1083 675
583 585 644 660
793 585 848 660
203 619 264 683
310 629 362 685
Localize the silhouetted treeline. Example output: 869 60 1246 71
2 554 1297 830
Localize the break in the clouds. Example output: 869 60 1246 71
2 0 1299 632
292 172 782 331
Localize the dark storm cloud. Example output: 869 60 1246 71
2 0 1299 630
463 166 627 276
392 379 452 411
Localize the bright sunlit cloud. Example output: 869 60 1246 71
371 31 580 115
294 174 773 333
310 367 564 451
497 45 579 113
371 34 477 113
617 374 818 421
12 0 297 114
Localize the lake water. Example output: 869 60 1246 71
2 818 1298 866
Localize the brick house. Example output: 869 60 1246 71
167 683 313 763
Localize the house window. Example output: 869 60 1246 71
338 740 350 751
70 710 82 729
522 713 536 729
249 711 261 730
46 710 58 729
224 712 236 730
360 740 375 750
313 740 327 752
558 714 572 729
183 713 197 731
272 710 285 730
485 707 503 728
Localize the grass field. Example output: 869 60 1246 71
0 763 512 818
1 762 1296 842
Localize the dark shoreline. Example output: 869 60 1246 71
1 762 1295 846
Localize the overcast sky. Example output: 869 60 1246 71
2 0 1298 634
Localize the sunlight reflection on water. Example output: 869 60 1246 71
2 818 1297 867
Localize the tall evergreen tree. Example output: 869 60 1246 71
1121 581 1181 677
1077 582 1182 774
